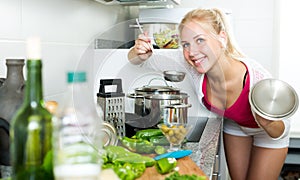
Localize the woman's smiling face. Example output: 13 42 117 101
180 20 224 74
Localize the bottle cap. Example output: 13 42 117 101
67 72 86 83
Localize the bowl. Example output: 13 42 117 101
249 78 299 120
163 70 186 82
153 29 179 49
158 123 192 151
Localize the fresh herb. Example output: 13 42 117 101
165 172 207 180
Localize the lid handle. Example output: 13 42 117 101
147 77 169 87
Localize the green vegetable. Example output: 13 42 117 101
124 163 146 178
113 156 155 167
155 157 177 174
112 163 137 180
155 145 167 155
136 139 156 154
100 150 109 164
135 129 163 140
105 145 140 162
165 172 207 180
121 136 156 154
101 162 115 169
120 136 139 152
102 146 150 180
150 135 170 146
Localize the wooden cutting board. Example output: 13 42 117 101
137 156 208 180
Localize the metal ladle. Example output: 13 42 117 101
163 70 186 82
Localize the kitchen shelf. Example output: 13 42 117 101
94 0 181 6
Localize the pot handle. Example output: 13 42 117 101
147 77 169 86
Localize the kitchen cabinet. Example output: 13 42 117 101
94 0 180 6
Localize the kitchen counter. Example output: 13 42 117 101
184 117 222 179
0 117 223 179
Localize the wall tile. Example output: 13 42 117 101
0 40 26 77
0 0 22 39
21 0 123 44
234 19 273 48
242 47 275 75
180 0 274 19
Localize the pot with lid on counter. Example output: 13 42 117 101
126 78 191 128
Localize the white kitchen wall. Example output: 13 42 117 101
2 0 293 134
0 0 275 97
276 0 300 137
0 0 128 102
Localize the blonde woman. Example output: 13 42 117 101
128 8 290 180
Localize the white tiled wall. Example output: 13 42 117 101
1 0 286 130
277 0 300 137
0 0 127 102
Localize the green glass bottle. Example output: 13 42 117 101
10 58 53 179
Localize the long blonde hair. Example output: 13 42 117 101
179 8 245 59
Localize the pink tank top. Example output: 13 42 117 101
202 71 259 128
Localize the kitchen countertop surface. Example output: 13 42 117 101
0 117 223 179
184 117 222 179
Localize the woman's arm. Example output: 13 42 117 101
255 114 285 139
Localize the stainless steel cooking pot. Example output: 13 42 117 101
146 94 192 124
127 79 190 127
249 78 299 120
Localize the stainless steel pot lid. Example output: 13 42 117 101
144 93 189 100
135 85 180 93
250 78 299 120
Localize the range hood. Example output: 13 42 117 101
138 8 192 24
94 0 181 6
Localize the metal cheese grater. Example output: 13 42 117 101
97 79 126 137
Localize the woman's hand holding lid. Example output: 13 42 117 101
255 113 285 139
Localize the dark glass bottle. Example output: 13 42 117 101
10 59 53 180
0 59 25 167
0 59 25 123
